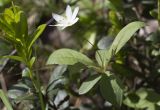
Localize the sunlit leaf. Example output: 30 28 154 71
110 21 145 54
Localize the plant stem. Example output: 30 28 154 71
36 71 46 110
28 65 45 110
158 0 160 25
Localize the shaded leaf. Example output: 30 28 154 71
48 65 67 84
14 11 28 40
100 72 123 106
97 36 114 50
95 49 112 68
79 74 102 94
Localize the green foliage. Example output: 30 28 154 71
0 89 13 110
95 49 111 69
100 72 123 107
0 0 159 110
0 4 46 65
124 88 160 110
79 74 101 94
47 20 145 107
47 48 95 66
0 4 46 110
109 21 145 54
27 24 46 51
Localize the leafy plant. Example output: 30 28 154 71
1 0 160 110
47 21 145 106
0 4 46 110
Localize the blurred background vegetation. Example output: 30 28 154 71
1 0 160 110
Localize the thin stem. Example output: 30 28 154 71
36 71 46 110
158 0 160 25
28 65 45 110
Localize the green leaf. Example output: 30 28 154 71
0 14 14 38
28 24 46 51
0 89 13 110
124 88 160 110
48 65 67 84
79 74 102 94
150 10 158 18
22 68 30 77
47 48 95 66
95 49 112 68
97 36 113 50
29 57 36 67
100 72 123 106
14 11 28 40
0 5 28 45
8 83 29 99
0 55 25 63
110 21 145 54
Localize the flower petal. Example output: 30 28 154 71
71 7 79 21
66 5 72 20
52 13 65 22
71 17 79 25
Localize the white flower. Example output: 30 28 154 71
51 5 79 29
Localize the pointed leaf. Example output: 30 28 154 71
0 55 25 63
110 21 145 54
28 24 46 51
